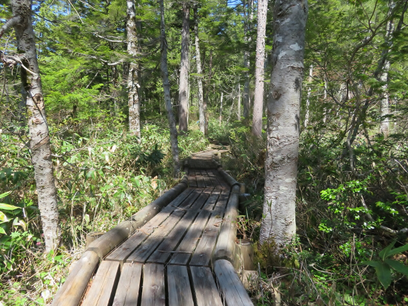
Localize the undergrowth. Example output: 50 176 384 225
0 116 208 305
209 119 408 305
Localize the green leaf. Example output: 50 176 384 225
362 260 382 267
385 259 408 278
0 191 12 199
375 262 392 290
0 203 20 211
0 227 5 234
387 244 408 257
379 240 396 260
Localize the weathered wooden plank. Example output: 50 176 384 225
189 194 229 266
196 170 206 188
106 188 195 262
126 209 185 263
147 189 211 264
112 263 142 306
141 264 165 306
85 177 188 260
167 265 194 306
214 259 254 306
81 261 120 306
190 266 223 306
188 169 198 188
168 191 220 265
213 185 240 265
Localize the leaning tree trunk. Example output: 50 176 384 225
194 6 206 135
0 0 60 252
251 0 267 137
260 0 308 247
178 2 190 133
160 0 180 175
127 0 141 138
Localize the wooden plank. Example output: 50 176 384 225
112 263 143 306
106 232 147 262
167 265 194 306
141 264 165 306
82 261 120 306
214 259 254 306
196 170 206 188
190 266 223 306
189 194 229 266
147 189 211 264
188 169 198 187
126 209 185 263
168 191 220 265
106 188 195 262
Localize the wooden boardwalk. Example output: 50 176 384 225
53 151 253 306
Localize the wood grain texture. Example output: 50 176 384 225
168 191 220 265
81 261 120 306
141 264 165 306
147 189 211 264
167 265 194 306
112 263 142 306
214 259 254 306
190 266 223 306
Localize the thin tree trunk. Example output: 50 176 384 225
194 6 205 135
243 0 254 119
178 2 190 133
252 0 267 137
127 0 141 137
160 0 180 175
260 0 308 247
304 65 313 128
1 0 60 251
219 92 223 125
237 83 241 120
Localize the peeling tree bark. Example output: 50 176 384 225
178 2 190 133
251 0 267 137
127 0 141 138
1 0 60 251
160 0 180 175
260 0 308 247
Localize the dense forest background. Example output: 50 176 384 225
1 0 408 305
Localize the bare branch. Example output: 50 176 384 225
0 15 22 38
93 33 124 43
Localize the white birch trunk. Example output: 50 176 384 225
243 0 253 119
194 6 205 135
1 0 61 251
304 65 313 128
252 0 268 137
178 2 190 133
127 0 141 138
160 0 180 174
260 0 308 247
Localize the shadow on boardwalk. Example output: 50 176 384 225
52 150 253 306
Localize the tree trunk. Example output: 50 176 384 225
251 0 267 137
160 0 180 175
304 64 313 128
127 0 141 138
194 6 206 135
260 0 308 247
1 0 61 252
243 0 254 119
237 83 241 120
178 2 190 133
